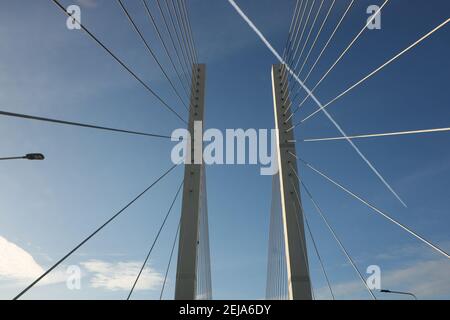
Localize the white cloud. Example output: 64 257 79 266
81 260 163 291
0 236 68 287
0 236 44 281
0 236 163 293
315 258 450 300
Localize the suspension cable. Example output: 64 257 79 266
289 161 375 299
301 18 450 122
141 0 190 100
282 0 301 59
127 180 183 299
160 220 181 300
294 0 390 111
304 214 335 300
299 178 375 300
0 110 172 139
292 153 450 260
297 0 336 77
51 0 187 124
13 163 180 300
117 0 188 111
304 126 450 142
287 0 336 108
154 0 193 92
163 0 197 92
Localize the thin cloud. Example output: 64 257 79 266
372 241 450 262
76 0 98 9
315 258 450 300
81 260 163 291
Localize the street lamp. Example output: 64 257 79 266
0 153 45 161
380 289 418 300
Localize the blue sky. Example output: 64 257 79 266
0 0 449 300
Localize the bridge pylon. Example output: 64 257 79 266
270 64 312 300
175 64 212 300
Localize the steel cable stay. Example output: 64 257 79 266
292 178 335 300
283 0 308 68
13 163 181 300
292 14 450 128
171 0 196 70
172 0 200 99
283 0 324 109
160 220 181 300
174 0 196 64
287 0 325 96
300 0 355 86
289 180 331 299
154 0 194 95
288 152 450 260
141 0 191 101
127 180 184 300
182 10 202 107
182 1 202 105
303 214 335 300
292 0 390 113
266 175 276 299
0 110 173 140
283 63 407 207
266 175 289 299
281 0 309 91
117 0 189 111
177 0 202 101
281 0 303 80
162 0 199 94
171 0 200 97
286 0 337 109
282 0 317 95
266 175 311 299
265 179 276 299
299 18 450 123
288 0 355 115
176 0 198 66
285 0 313 70
282 0 312 95
181 0 200 64
303 126 450 142
51 0 187 125
278 14 449 213
289 178 335 300
282 0 302 60
288 163 376 300
298 177 376 300
296 0 336 79
276 193 285 299
196 167 212 299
